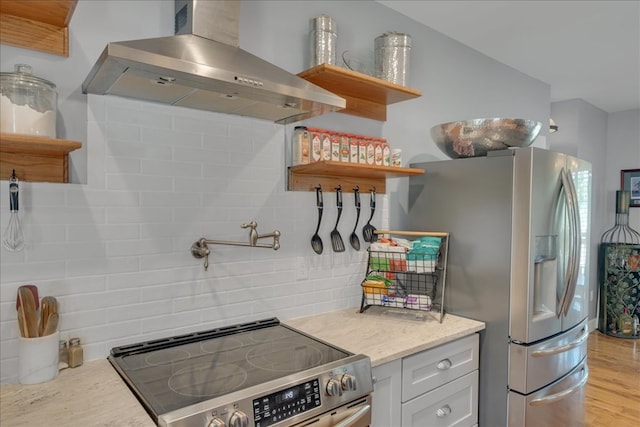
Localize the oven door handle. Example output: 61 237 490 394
334 404 371 427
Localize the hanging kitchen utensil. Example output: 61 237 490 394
311 186 324 254
330 186 345 252
362 188 377 242
349 186 361 251
3 170 25 251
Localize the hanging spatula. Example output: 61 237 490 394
311 186 324 254
362 188 377 242
330 186 345 252
349 187 361 251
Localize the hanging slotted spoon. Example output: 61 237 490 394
330 186 345 252
311 186 324 254
349 187 361 251
362 188 377 242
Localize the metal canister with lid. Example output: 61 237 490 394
309 15 337 67
375 32 411 86
0 64 57 138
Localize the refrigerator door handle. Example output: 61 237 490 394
556 168 577 318
562 169 582 316
529 364 589 407
530 325 589 357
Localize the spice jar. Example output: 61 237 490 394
68 337 83 368
0 64 57 138
58 340 69 370
292 126 310 166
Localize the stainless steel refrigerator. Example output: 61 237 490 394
408 147 591 426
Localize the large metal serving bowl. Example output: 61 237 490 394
431 118 543 158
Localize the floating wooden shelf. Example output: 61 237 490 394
0 133 82 183
297 64 422 122
0 0 78 56
288 161 424 193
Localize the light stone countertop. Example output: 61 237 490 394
285 307 486 367
1 358 155 427
1 308 484 426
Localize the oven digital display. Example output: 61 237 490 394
253 379 321 427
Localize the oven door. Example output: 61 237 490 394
293 395 371 427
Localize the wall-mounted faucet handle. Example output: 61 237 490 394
273 230 281 250
241 221 258 246
240 221 257 230
191 238 211 270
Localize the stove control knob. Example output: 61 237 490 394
341 374 357 391
229 411 249 427
208 417 225 427
326 378 343 396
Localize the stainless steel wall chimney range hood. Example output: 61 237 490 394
82 0 345 124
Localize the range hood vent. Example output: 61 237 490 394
82 0 345 124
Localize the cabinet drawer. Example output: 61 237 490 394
401 370 478 427
402 334 478 401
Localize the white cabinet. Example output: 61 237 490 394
402 371 478 427
371 359 402 427
371 333 479 427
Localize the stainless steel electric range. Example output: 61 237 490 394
108 318 373 427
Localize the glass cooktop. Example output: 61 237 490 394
108 319 350 418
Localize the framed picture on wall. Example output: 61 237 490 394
621 169 640 208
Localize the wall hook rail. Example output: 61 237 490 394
191 221 280 270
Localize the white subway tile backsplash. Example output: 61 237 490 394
139 191 201 207
0 261 66 285
140 159 203 178
107 103 172 129
141 281 200 303
107 238 173 257
141 127 203 148
63 289 142 314
26 242 107 263
172 115 228 136
58 308 107 331
0 96 381 384
22 185 66 207
107 139 172 160
203 135 253 153
27 224 67 244
173 147 230 165
67 224 140 242
105 122 141 142
28 207 106 225
106 156 142 174
66 256 140 277
107 300 173 323
106 267 200 290
106 207 172 224
67 188 140 207
141 311 201 334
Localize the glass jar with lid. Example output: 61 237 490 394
1 64 57 138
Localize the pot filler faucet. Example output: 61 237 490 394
191 221 280 270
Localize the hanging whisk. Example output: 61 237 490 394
2 170 25 251
600 190 640 244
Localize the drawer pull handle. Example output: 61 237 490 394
436 404 452 418
437 359 452 370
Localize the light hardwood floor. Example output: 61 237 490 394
585 331 639 427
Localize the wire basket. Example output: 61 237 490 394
359 231 449 322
